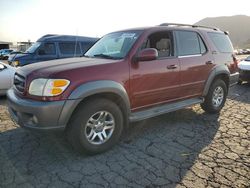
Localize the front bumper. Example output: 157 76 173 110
239 69 250 81
229 72 240 86
7 89 79 131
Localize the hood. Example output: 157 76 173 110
8 53 31 61
18 57 119 77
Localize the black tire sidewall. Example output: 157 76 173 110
202 79 227 113
68 98 123 154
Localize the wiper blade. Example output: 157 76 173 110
93 54 118 59
80 54 90 57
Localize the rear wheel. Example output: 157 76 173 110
67 98 123 154
201 79 227 114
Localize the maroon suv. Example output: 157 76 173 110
7 23 239 154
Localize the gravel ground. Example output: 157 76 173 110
0 84 249 188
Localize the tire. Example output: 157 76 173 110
201 79 227 114
67 98 123 154
237 79 243 85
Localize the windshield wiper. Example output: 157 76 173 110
93 54 120 59
80 54 90 58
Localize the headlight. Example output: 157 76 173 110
29 78 70 96
12 61 19 67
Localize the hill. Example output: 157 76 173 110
195 15 250 48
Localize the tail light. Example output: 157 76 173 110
231 54 239 72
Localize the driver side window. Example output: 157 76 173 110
38 43 56 55
141 31 173 58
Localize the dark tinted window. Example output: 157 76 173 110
208 32 233 53
59 42 81 55
176 31 206 56
81 42 95 53
39 43 56 55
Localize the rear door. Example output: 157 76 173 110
58 42 82 58
175 30 214 99
130 31 180 110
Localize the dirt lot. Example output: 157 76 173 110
0 84 250 188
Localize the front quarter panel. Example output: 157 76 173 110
57 80 131 128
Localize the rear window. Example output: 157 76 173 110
59 42 81 55
208 32 233 53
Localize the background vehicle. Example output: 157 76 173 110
0 62 16 96
7 24 239 154
0 49 13 60
8 34 98 67
238 55 250 84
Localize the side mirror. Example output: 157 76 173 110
0 64 6 70
136 48 158 62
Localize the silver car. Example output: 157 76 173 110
0 62 16 95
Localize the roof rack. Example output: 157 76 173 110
159 23 219 31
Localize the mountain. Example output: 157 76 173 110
195 15 250 48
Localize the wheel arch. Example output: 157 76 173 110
202 65 230 97
60 80 131 130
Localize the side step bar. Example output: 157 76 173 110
129 97 204 122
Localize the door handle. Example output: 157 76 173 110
205 60 214 65
167 64 178 69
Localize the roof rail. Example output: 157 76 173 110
159 23 219 31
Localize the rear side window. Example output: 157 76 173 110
59 42 81 55
176 31 207 56
208 32 233 53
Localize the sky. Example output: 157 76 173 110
0 0 249 43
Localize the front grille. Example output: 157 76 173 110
14 73 25 93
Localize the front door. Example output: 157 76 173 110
130 31 180 110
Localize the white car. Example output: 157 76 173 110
238 56 250 84
0 62 16 96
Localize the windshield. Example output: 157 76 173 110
85 31 141 59
26 42 41 53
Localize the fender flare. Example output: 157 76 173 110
202 65 230 96
58 80 131 127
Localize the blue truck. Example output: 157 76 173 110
8 34 98 67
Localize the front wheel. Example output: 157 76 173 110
67 98 124 154
201 79 227 114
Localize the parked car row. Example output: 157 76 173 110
0 49 14 60
235 48 250 55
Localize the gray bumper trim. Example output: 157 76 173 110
229 72 239 86
7 89 67 130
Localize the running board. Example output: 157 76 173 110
129 97 204 122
